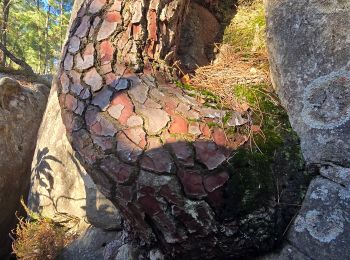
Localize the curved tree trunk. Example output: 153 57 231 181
57 0 291 258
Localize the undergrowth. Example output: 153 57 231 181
11 199 74 260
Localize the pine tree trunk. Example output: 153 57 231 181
57 0 293 258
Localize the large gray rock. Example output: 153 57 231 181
265 0 350 167
265 2 350 259
28 81 122 231
0 76 49 258
288 177 350 259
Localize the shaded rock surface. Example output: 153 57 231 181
0 75 49 258
59 226 122 260
28 82 121 231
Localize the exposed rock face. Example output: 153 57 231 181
264 1 350 259
265 0 350 167
55 0 304 258
0 76 49 258
28 82 122 231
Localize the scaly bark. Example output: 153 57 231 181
57 0 291 258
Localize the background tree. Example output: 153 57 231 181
0 0 73 73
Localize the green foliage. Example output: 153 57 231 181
1 0 73 74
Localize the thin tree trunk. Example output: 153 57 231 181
60 0 64 50
1 0 10 67
0 41 34 73
43 5 51 74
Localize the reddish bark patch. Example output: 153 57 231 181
111 92 134 125
169 115 188 134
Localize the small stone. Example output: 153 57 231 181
137 195 162 216
178 169 206 199
169 115 188 134
113 78 130 91
71 84 84 96
107 104 124 119
123 127 147 149
91 88 113 111
194 141 227 170
75 16 90 38
75 43 94 70
131 1 143 23
148 137 162 149
89 0 106 14
117 132 143 163
65 94 78 111
212 128 227 146
83 68 103 92
110 0 122 11
100 40 114 65
92 135 113 151
60 72 70 94
227 111 248 126
64 54 73 70
144 98 162 109
69 70 81 84
110 92 134 124
201 108 226 119
80 89 91 100
188 122 201 136
127 115 143 127
150 88 166 102
137 106 170 135
100 157 135 184
203 172 229 193
128 83 149 104
68 36 80 53
168 141 194 167
99 116 118 136
75 100 85 115
85 106 100 127
100 63 112 75
97 11 121 40
175 103 190 115
141 148 174 174
200 123 211 138
163 98 179 116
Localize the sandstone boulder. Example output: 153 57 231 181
28 81 122 231
0 75 49 258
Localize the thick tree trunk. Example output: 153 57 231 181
57 0 293 258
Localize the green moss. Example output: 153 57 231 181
221 83 308 219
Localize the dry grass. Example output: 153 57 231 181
190 44 269 111
11 200 75 260
190 0 269 111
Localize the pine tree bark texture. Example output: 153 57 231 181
57 0 296 258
